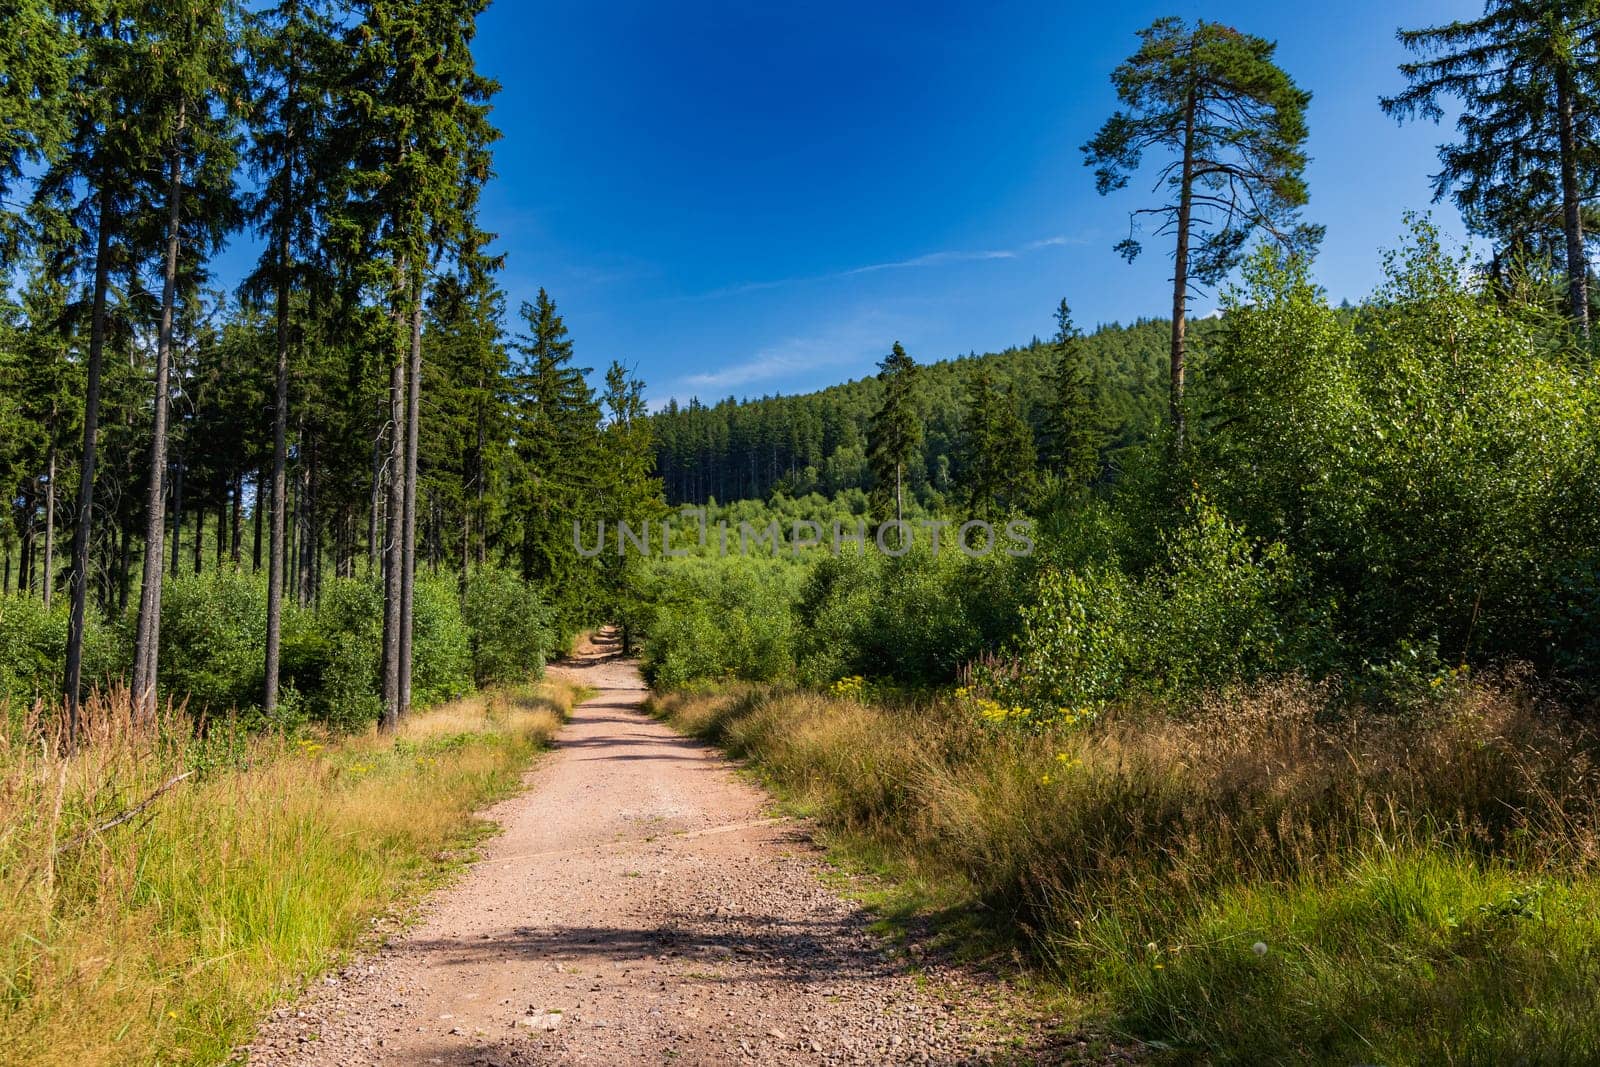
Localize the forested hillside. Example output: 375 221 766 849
651 316 1222 505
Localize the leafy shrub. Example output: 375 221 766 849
633 557 802 689
155 570 265 716
993 500 1300 719
1199 228 1600 682
411 575 474 707
283 577 383 732
464 566 554 685
794 547 1030 686
0 593 122 706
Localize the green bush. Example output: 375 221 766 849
464 566 554 685
996 500 1301 717
155 571 266 716
412 574 473 705
633 557 802 689
794 547 1030 686
1198 228 1600 681
283 577 383 732
0 593 122 706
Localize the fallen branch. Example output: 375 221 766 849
53 770 195 856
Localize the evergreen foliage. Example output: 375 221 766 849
866 341 923 526
1084 17 1321 445
1384 0 1600 330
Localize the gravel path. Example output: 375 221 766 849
247 632 1113 1066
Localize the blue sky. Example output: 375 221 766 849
233 0 1475 405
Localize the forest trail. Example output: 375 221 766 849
246 630 1080 1066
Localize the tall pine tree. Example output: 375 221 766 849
338 0 499 727
1384 1 1600 333
1040 299 1102 488
130 0 243 719
867 341 922 529
243 0 346 717
34 1 154 733
1084 18 1320 450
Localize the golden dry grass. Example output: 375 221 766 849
653 677 1600 1062
0 679 580 1067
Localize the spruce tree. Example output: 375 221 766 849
0 0 72 265
1084 18 1320 450
12 267 80 608
243 0 345 717
33 1 151 733
1041 299 1102 488
131 0 243 720
338 0 499 726
867 341 922 529
962 369 1036 519
420 252 509 590
599 360 662 653
1384 1 1600 333
510 288 601 615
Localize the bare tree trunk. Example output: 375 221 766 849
288 466 299 599
132 109 185 720
20 491 34 596
460 506 471 602
253 467 263 572
894 462 903 527
379 321 407 732
369 431 383 577
1170 84 1197 453
118 522 131 613
64 188 114 740
43 440 57 608
1557 66 1590 336
230 469 242 568
193 499 203 575
249 470 262 575
399 293 422 715
475 395 487 566
296 455 309 608
170 458 184 573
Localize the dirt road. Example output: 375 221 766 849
247 632 1070 1065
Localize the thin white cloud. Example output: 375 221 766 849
680 347 841 390
660 310 910 403
841 235 1076 276
690 234 1081 299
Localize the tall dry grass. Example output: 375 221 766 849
0 681 579 1067
653 677 1600 1062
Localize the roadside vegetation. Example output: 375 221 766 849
0 678 583 1067
0 565 560 727
635 225 1600 1062
654 678 1600 1063
4 0 1600 1063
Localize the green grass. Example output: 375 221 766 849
1087 849 1600 1065
0 681 580 1067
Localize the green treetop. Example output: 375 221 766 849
1384 0 1600 334
867 341 923 527
1084 17 1320 450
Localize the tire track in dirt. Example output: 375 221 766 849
247 631 1111 1065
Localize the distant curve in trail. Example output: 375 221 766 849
246 631 1079 1066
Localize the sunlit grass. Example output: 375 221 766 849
0 679 580 1066
653 677 1600 1063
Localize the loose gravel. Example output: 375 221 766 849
245 633 1133 1065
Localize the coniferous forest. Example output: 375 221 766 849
4 3 1600 1064
0 1 661 731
